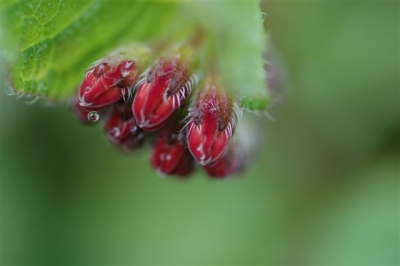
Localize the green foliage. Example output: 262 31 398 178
1 1 399 264
0 0 269 109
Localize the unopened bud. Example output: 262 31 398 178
78 45 151 108
150 125 194 177
187 77 238 165
104 103 145 150
132 47 197 131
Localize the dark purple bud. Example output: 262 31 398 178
104 104 145 150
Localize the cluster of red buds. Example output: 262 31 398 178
71 44 253 179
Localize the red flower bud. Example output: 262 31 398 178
104 104 145 150
204 115 258 178
132 57 195 131
203 145 244 178
78 59 138 108
170 151 195 177
187 79 237 165
150 126 194 177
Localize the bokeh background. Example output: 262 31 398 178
1 1 399 265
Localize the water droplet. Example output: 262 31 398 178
87 111 99 122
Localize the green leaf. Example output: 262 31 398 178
1 0 269 110
181 1 269 109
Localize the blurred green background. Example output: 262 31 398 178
1 1 399 265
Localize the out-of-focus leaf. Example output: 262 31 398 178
181 1 269 110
